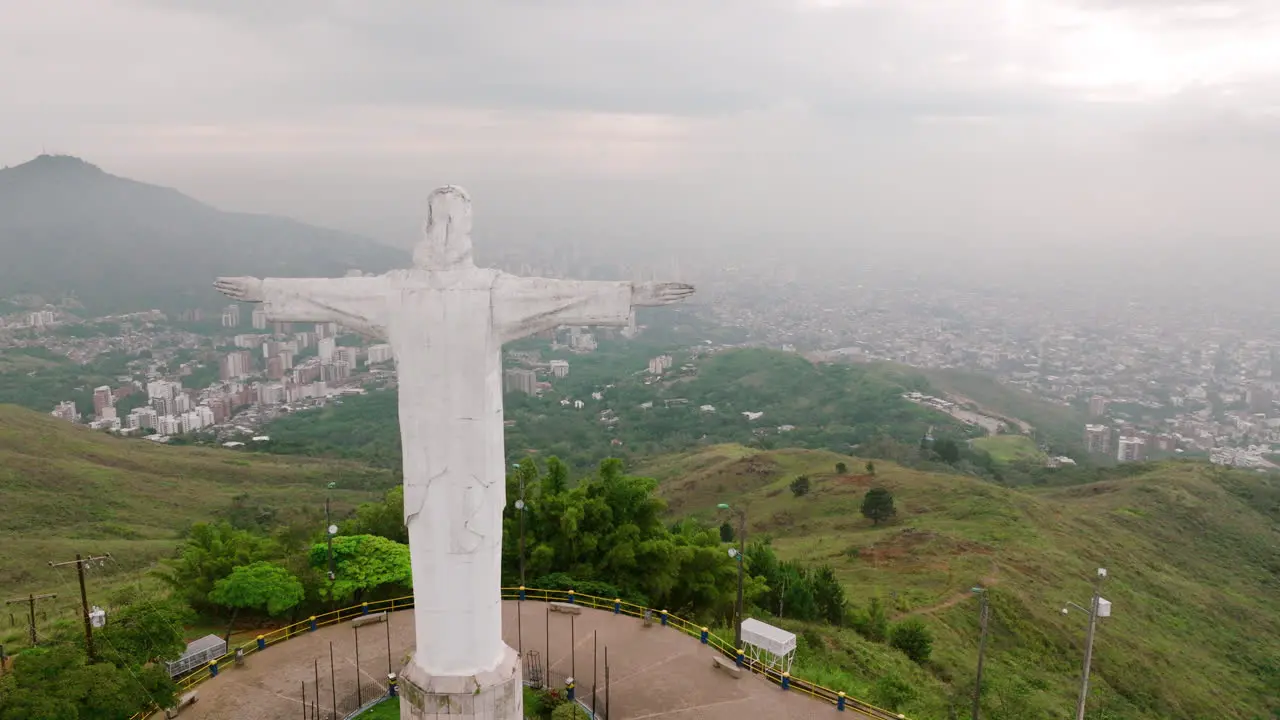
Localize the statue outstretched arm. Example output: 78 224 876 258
214 276 390 339
492 274 694 343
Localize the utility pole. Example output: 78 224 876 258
1063 568 1111 720
517 469 527 588
970 587 990 720
1075 573 1104 720
717 502 747 649
325 482 337 584
49 554 110 661
4 593 56 646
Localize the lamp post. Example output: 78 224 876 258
513 463 527 588
716 503 746 649
970 586 989 720
325 482 337 584
1062 568 1111 720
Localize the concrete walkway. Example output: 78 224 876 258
166 601 868 719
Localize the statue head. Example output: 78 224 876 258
415 185 474 270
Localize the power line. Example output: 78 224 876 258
4 593 56 647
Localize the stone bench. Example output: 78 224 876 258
351 611 387 628
549 602 582 615
711 655 741 679
164 691 198 718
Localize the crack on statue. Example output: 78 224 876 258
454 475 488 554
404 465 448 525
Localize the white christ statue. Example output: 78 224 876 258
215 186 693 716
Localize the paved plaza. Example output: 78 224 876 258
164 601 868 719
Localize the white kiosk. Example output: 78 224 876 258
740 618 797 673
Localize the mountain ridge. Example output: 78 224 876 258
0 155 409 314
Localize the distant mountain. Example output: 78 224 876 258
0 155 409 314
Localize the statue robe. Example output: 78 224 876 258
258 268 633 675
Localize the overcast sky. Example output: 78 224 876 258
2 0 1277 263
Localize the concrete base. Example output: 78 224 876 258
399 646 523 720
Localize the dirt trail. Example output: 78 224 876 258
893 561 1000 620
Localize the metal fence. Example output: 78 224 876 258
130 588 906 720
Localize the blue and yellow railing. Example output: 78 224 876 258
131 588 907 720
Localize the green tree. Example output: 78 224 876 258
156 521 274 612
889 618 934 664
934 438 962 464
719 521 735 543
790 474 811 497
861 487 897 525
0 644 176 720
341 486 407 544
835 462 848 474
95 590 190 668
208 561 305 644
309 534 412 603
865 461 876 476
856 596 889 642
811 565 848 625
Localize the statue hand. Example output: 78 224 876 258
632 282 695 307
214 277 266 303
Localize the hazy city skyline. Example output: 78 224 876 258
2 0 1277 263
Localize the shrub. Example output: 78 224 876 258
790 475 811 497
551 702 591 720
870 673 917 711
889 618 934 664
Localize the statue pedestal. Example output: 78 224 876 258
399 646 522 720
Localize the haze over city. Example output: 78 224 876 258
3 0 1278 280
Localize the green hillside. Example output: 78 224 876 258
263 347 978 472
642 445 1280 720
0 405 396 614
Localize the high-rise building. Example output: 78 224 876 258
336 347 359 369
128 406 158 430
503 368 537 395
318 337 336 364
234 334 266 349
221 304 241 328
322 361 351 382
267 356 286 380
92 386 114 418
1117 436 1146 462
1088 395 1108 418
251 307 268 330
272 321 292 335
220 350 253 381
549 359 570 378
158 415 183 436
51 401 79 422
367 344 394 365
647 355 673 375
147 380 175 402
257 383 286 405
1084 424 1112 455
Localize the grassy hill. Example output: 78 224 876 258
972 435 1046 465
264 347 978 473
641 445 1280 720
0 405 397 631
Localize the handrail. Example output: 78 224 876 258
129 588 907 720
